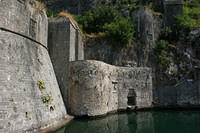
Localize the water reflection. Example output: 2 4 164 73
55 111 200 133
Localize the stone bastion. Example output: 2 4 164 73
0 0 70 132
48 18 153 117
68 60 153 116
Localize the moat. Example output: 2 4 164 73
55 111 200 133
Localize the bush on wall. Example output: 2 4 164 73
173 0 200 39
104 18 134 45
154 40 174 70
74 6 135 46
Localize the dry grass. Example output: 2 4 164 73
85 32 106 39
58 12 79 29
83 32 106 43
194 25 200 28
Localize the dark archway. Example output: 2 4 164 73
128 89 136 106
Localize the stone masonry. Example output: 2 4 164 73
48 16 153 117
48 17 84 108
0 0 69 132
155 76 200 107
68 60 152 116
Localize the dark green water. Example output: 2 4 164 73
55 111 200 133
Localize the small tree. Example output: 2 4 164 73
75 6 121 33
104 18 135 45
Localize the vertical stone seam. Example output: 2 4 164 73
75 29 79 60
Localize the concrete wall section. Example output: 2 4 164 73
68 60 152 116
48 18 84 109
69 24 76 61
76 30 84 60
48 18 73 107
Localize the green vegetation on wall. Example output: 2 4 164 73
41 94 51 103
173 0 200 40
154 40 174 71
47 9 59 18
75 6 135 46
158 0 200 43
104 18 134 45
75 6 121 34
155 0 200 71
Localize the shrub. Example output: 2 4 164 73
184 0 200 8
104 18 134 45
47 9 58 18
154 40 173 70
75 6 121 34
117 0 135 8
75 5 135 46
160 27 173 42
173 0 200 38
175 13 196 34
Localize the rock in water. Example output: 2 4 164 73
0 0 69 132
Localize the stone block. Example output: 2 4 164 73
68 60 153 116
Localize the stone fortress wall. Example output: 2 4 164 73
48 17 153 117
1 0 199 132
155 71 200 107
48 18 84 108
68 60 152 116
0 0 70 132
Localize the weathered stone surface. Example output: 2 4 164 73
163 0 183 26
0 0 47 45
68 60 152 116
155 79 200 107
85 39 138 67
48 17 84 109
0 0 69 132
131 8 162 67
85 8 162 68
154 27 200 107
152 0 164 12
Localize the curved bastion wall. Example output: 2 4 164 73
0 0 69 132
68 60 153 117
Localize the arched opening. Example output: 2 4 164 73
128 89 136 106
